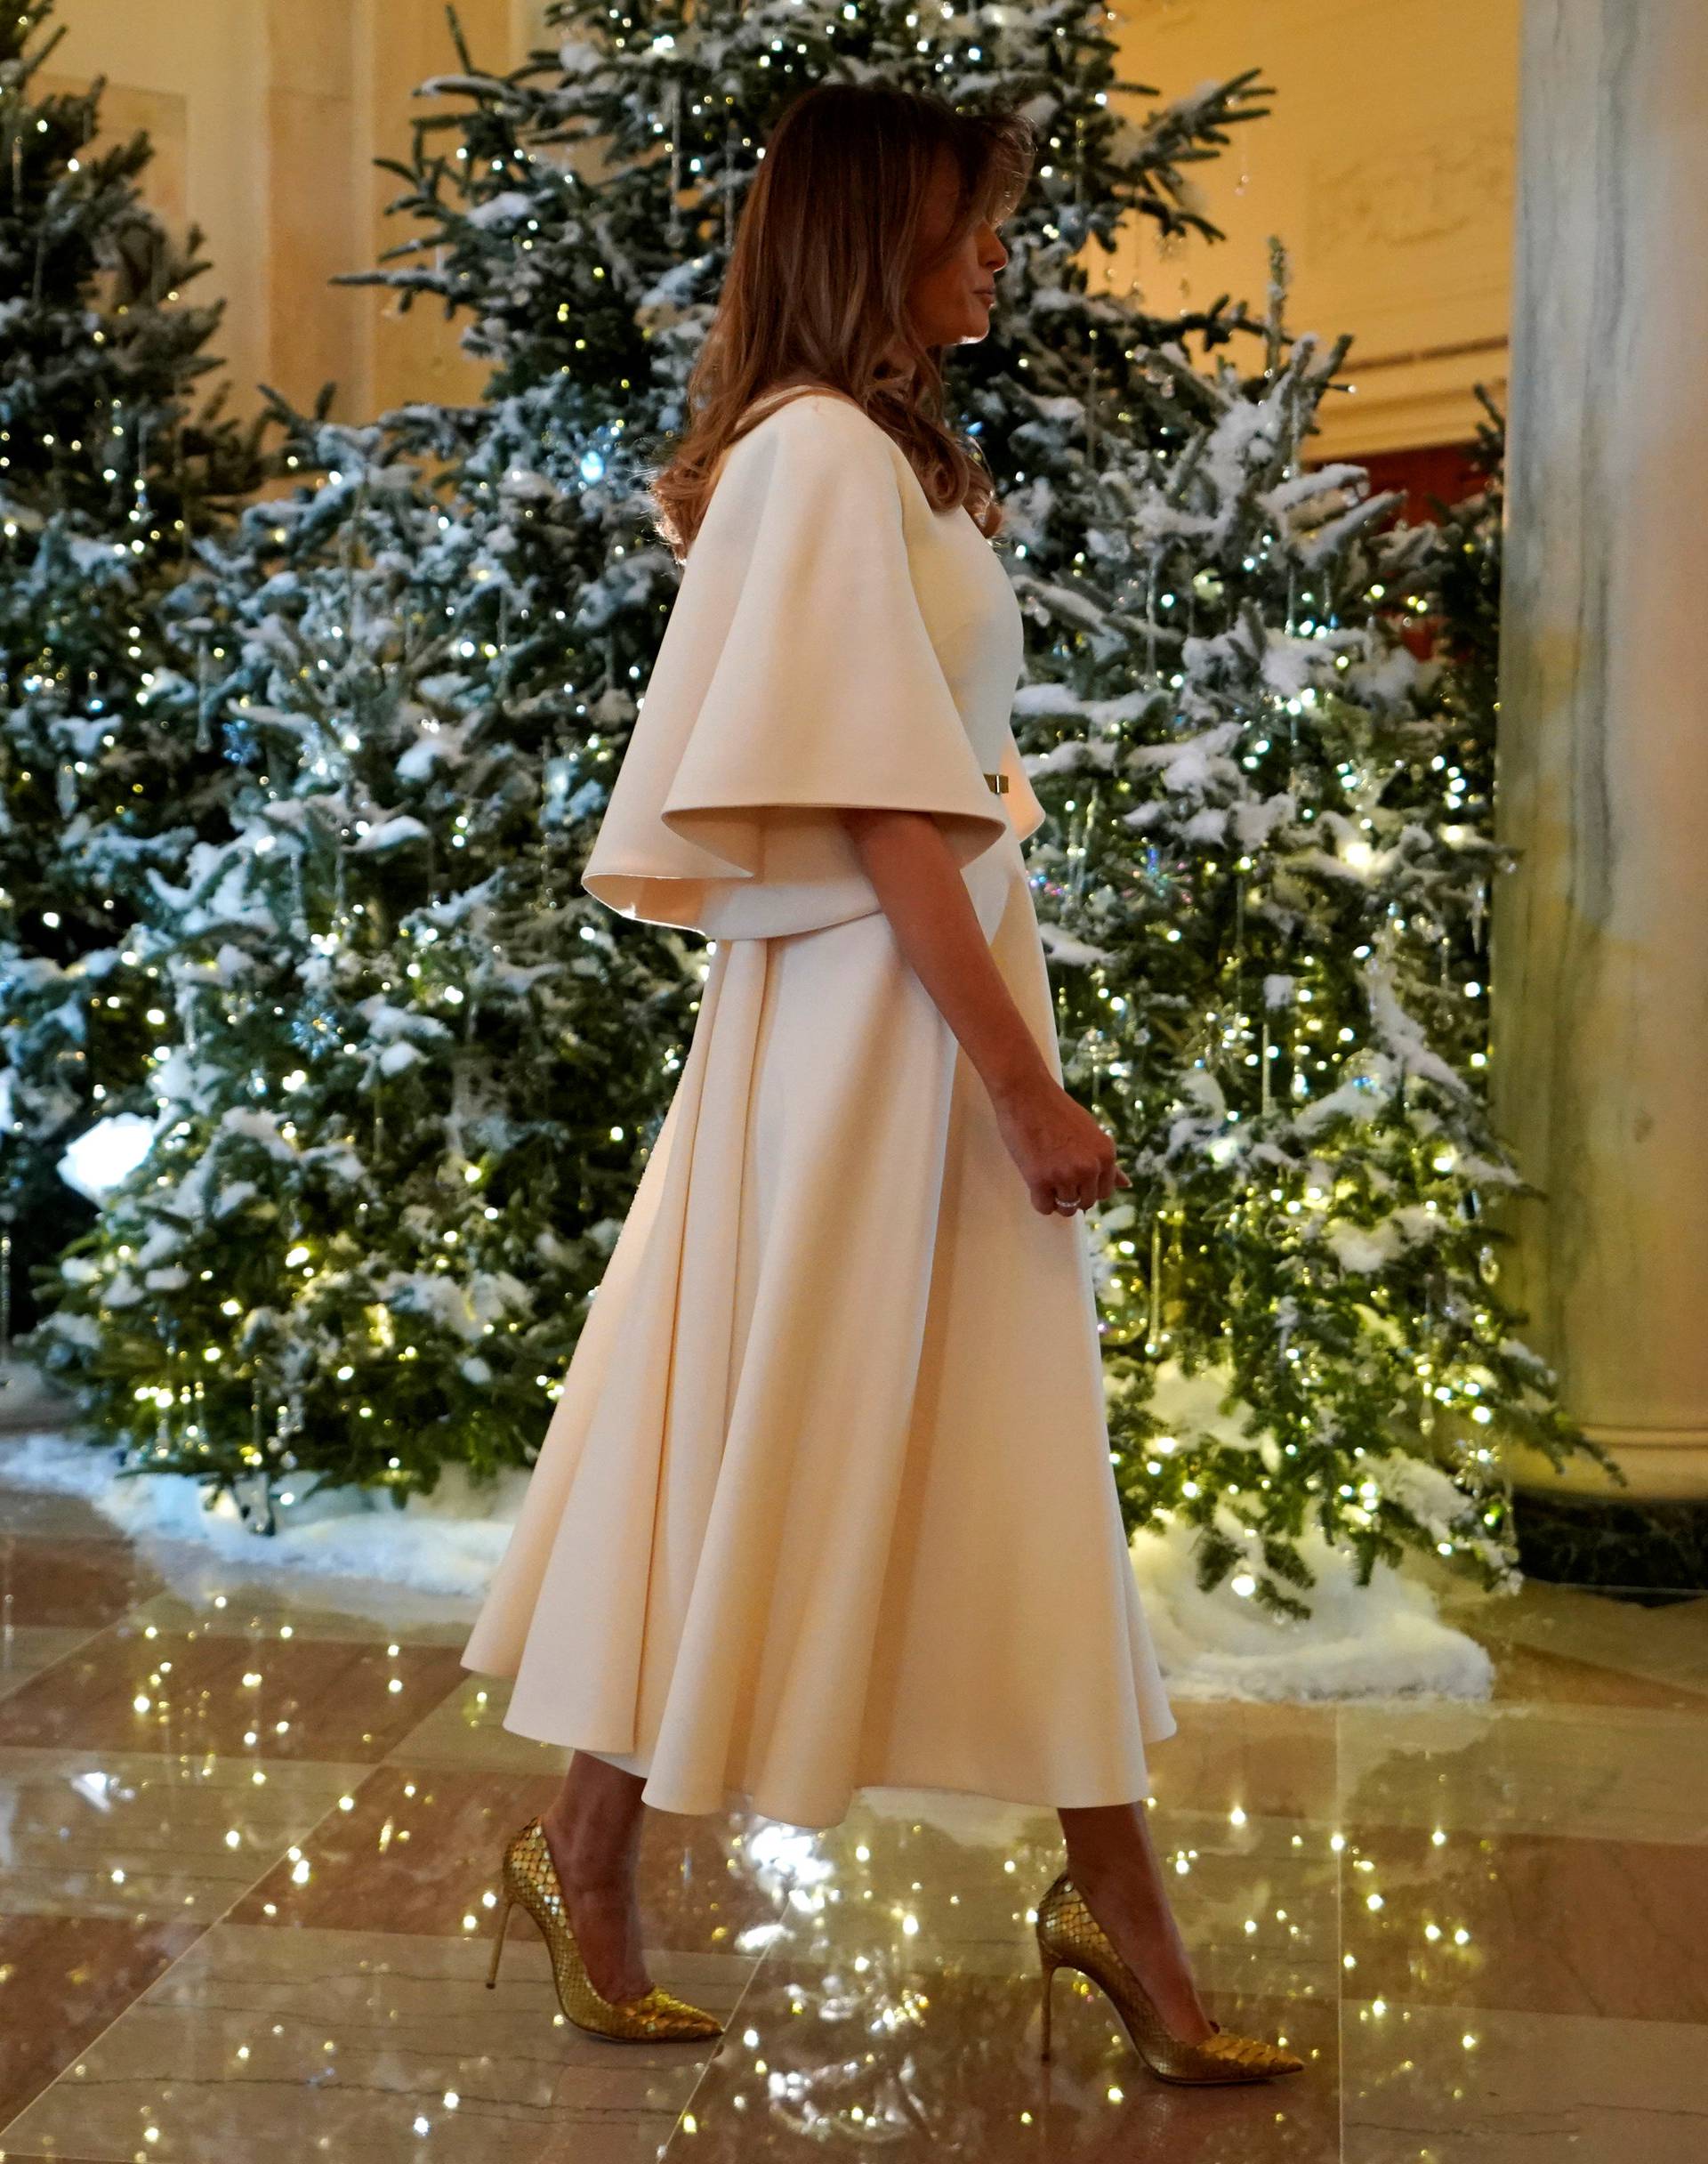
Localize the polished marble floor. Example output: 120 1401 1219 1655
1 1474 1705 2162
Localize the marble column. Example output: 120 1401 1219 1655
1494 0 1708 1499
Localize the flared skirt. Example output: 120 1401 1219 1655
460 829 1175 1829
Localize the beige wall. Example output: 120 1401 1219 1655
50 0 535 422
1111 0 1521 454
52 0 1516 452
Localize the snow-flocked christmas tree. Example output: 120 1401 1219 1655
1019 284 1605 1615
33 0 1278 1519
31 378 705 1520
1 0 262 1339
33 1 1605 1604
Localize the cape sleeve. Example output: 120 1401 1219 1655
580 395 1021 941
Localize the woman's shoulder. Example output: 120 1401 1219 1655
697 390 907 548
729 385 901 472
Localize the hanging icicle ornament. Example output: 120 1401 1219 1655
666 79 683 249
1232 862 1246 976
133 410 151 531
274 1386 302 1488
1146 1211 1164 1354
195 638 214 753
1144 561 1159 679
1068 779 1100 900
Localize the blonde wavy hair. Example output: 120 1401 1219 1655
649 81 1035 562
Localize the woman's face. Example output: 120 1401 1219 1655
902 149 1010 351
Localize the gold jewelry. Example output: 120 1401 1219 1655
1035 1869 1304 2085
485 1816 723 2043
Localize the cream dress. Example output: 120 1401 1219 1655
459 387 1175 1829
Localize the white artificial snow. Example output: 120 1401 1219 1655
1036 924 1115 969
1121 1359 1495 1701
2 1391 1495 1704
0 1426 524 1602
56 1110 157 1201
1131 1517 1492 1702
1320 1217 1405 1273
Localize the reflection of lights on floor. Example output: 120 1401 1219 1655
4 1498 1701 2156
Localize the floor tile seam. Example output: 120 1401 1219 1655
0 1619 115 1705
1463 1627 1705 1696
1339 1990 1708 2034
0 1518 138 1551
0 1629 476 1766
0 1741 377 1789
374 1692 501 1771
1328 1813 1708 1852
0 1601 214 1737
0 1747 401 2144
1336 1689 1708 1724
8 1600 480 1663
656 1869 819 2163
1502 1653 1708 1705
126 1602 483 1651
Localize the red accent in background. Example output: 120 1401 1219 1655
1333 440 1486 523
1305 440 1490 658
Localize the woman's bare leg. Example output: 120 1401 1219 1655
1057 1799 1215 2043
537 1750 652 2001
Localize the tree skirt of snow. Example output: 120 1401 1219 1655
1130 1516 1493 1701
1126 1354 1495 1700
0 1429 520 1603
3 1426 1493 1700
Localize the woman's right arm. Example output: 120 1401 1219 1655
836 806 1130 1217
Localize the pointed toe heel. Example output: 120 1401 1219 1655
1033 1867 1303 2086
487 1817 725 2043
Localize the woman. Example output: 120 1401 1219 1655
465 81 1301 2087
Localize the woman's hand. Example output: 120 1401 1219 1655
989 1069 1132 1218
833 807 1131 1216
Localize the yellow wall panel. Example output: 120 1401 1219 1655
1110 0 1521 451
40 1 1517 453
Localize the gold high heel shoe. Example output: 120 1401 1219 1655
485 1817 724 2043
1035 1868 1303 2086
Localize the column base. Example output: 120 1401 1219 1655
1508 1431 1708 1504
1511 1483 1708 1596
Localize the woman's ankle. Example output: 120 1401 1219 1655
541 1801 637 1894
1068 1852 1177 1932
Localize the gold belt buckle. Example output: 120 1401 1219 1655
983 771 1009 794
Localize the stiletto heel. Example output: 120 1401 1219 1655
485 1894 512 1989
1033 1868 1303 2086
489 1816 724 2043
